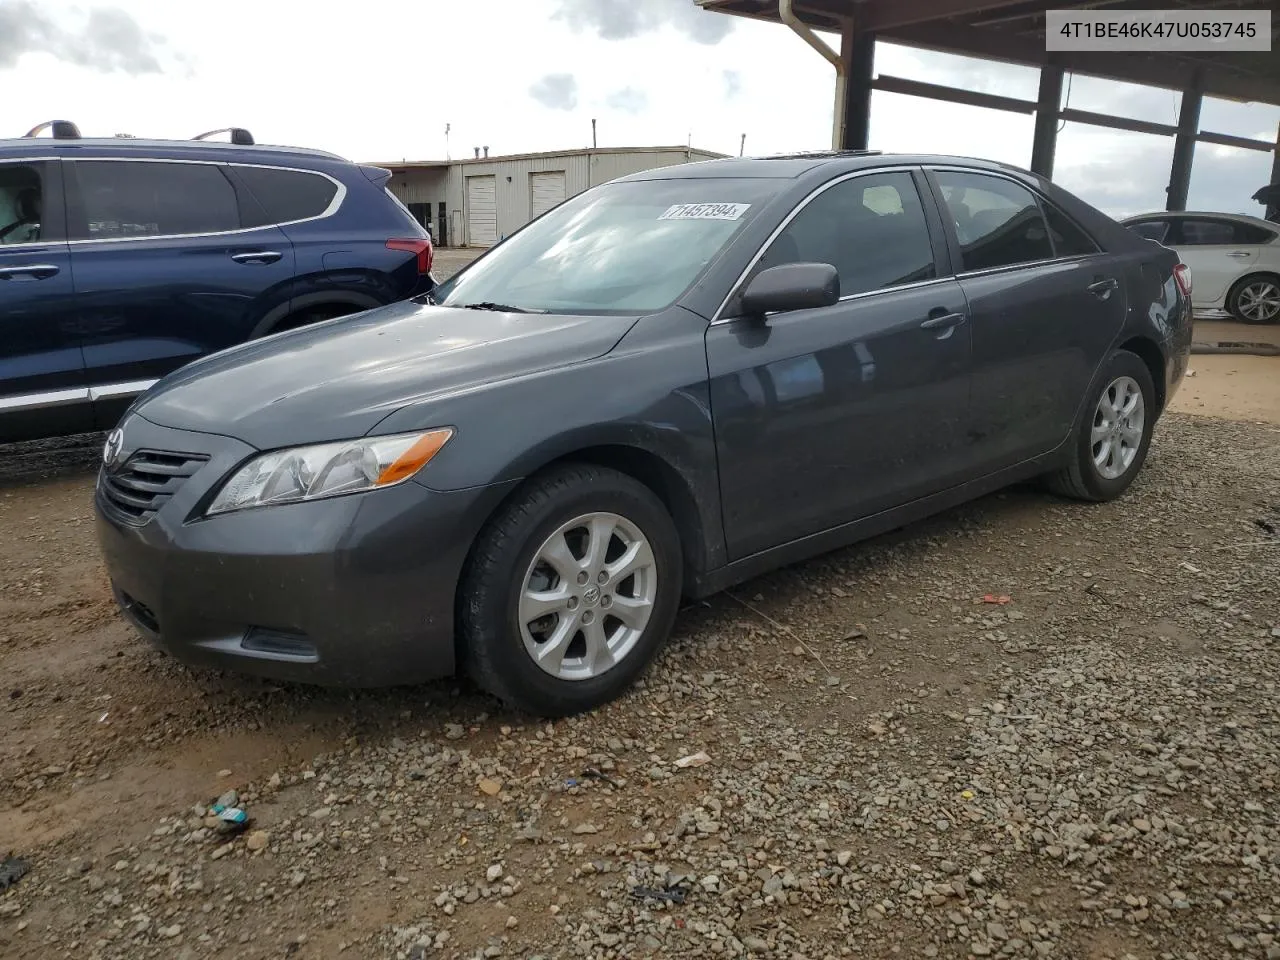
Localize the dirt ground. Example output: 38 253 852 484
1 276 1278 958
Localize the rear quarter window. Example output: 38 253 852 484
232 166 339 226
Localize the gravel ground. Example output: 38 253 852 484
1 410 1277 960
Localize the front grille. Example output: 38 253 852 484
99 450 209 525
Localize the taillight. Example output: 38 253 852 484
387 238 433 275
1173 262 1193 297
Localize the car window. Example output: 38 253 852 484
755 172 937 297
1233 222 1278 245
432 177 778 315
935 171 1053 271
1043 203 1099 256
1179 219 1236 246
0 163 44 245
74 161 240 240
1127 220 1170 243
233 165 338 226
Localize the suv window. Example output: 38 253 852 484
756 171 937 297
0 163 45 245
1179 218 1237 246
935 171 1053 271
233 165 338 226
1128 220 1170 243
74 161 240 239
1043 203 1099 256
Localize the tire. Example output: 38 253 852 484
458 463 683 717
1045 349 1157 502
1226 274 1280 325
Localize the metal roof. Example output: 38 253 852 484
698 0 1280 104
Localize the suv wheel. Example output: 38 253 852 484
459 464 682 716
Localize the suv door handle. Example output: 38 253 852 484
1226 250 1252 259
230 250 283 264
0 263 60 280
1087 277 1119 299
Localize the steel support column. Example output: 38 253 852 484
1030 63 1063 178
840 25 876 150
1269 121 1280 221
1166 70 1203 212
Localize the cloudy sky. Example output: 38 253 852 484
3 0 1277 219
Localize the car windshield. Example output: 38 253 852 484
433 177 778 314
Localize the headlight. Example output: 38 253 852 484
207 428 453 516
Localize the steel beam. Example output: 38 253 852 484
1030 64 1063 178
841 25 876 150
1167 71 1204 212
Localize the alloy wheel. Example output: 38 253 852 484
1091 375 1145 480
1237 280 1280 323
518 512 658 681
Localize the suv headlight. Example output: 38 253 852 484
207 429 453 516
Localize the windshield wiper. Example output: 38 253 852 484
454 301 547 314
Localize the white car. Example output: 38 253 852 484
1120 212 1280 324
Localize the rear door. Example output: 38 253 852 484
0 157 91 441
65 158 296 428
928 168 1127 472
1169 216 1260 308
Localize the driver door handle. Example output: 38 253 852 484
920 311 967 331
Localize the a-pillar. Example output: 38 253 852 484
1166 69 1204 212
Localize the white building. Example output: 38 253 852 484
377 145 726 248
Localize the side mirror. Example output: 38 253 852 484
739 262 840 319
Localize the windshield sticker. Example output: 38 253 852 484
658 202 751 222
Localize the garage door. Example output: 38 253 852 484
530 170 567 219
465 175 497 247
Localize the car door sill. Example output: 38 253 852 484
689 446 1066 600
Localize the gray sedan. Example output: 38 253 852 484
95 151 1193 716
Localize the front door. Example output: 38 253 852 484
65 158 295 429
0 158 91 442
929 168 1128 471
707 169 972 560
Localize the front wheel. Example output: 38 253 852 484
458 464 682 716
1227 274 1280 325
1045 349 1156 502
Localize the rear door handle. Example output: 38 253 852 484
230 250 283 264
1087 277 1119 299
1227 250 1252 259
0 263 60 280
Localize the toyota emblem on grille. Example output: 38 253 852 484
102 428 124 470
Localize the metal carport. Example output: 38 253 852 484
698 0 1280 215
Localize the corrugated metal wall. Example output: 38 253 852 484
387 148 725 247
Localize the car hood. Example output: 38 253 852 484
134 300 638 449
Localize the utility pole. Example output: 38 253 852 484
739 133 746 157
444 123 450 160
591 118 597 148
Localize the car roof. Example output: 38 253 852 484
613 151 1035 181
1122 210 1277 227
0 137 347 164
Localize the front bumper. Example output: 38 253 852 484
94 414 515 687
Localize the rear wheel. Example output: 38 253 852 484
1045 349 1156 502
1227 274 1280 325
458 464 682 716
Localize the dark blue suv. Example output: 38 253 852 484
0 121 434 443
